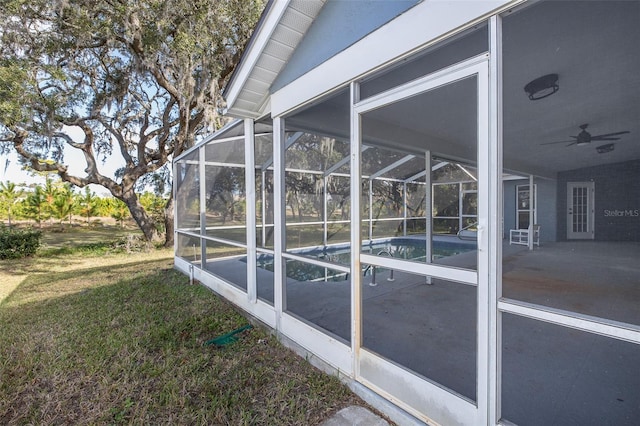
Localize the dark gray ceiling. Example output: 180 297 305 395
286 0 639 179
502 0 640 177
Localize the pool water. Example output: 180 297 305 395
257 238 476 282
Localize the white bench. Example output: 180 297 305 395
509 224 540 246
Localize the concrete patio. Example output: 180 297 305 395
203 241 640 425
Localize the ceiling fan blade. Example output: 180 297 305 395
590 131 630 138
540 140 576 145
591 137 621 141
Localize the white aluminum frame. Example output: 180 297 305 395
432 180 479 235
499 299 640 345
353 56 491 425
273 117 285 331
272 118 355 374
488 15 503 425
245 119 257 303
350 81 363 378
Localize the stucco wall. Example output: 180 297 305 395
557 159 640 241
503 178 558 242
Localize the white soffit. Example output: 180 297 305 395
224 0 326 119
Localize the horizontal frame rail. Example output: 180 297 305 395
361 253 477 286
282 251 351 273
499 298 640 345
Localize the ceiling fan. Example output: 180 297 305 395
541 124 630 147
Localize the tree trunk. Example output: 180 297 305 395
122 191 160 242
164 194 174 248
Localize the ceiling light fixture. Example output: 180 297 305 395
524 73 559 100
596 143 615 154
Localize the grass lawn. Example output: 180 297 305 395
40 225 140 248
0 232 369 424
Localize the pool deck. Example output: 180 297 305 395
202 240 640 425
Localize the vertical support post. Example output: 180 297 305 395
477 58 492 426
199 145 207 269
350 81 362 377
368 180 373 241
245 119 257 303
425 151 433 284
528 174 534 251
323 176 328 246
459 183 464 233
488 14 504 426
172 160 178 259
403 182 408 236
261 169 267 246
273 117 286 328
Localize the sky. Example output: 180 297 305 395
1 123 176 197
0 152 41 186
0 150 120 197
0 126 124 196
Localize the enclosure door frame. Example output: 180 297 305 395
515 183 537 230
351 55 491 425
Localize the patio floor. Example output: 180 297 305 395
203 241 640 425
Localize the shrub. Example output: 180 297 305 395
112 233 152 254
0 226 42 259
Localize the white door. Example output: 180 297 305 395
352 57 489 425
567 182 595 239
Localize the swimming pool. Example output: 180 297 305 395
308 237 474 263
257 237 476 282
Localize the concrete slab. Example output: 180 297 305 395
321 406 390 426
201 240 640 424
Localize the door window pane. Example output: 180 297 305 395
361 76 478 271
362 268 477 402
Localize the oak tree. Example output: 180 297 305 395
0 0 263 243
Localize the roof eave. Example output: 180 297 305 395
223 0 327 119
223 0 290 118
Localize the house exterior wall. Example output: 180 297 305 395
557 159 640 241
503 178 557 242
271 0 420 92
